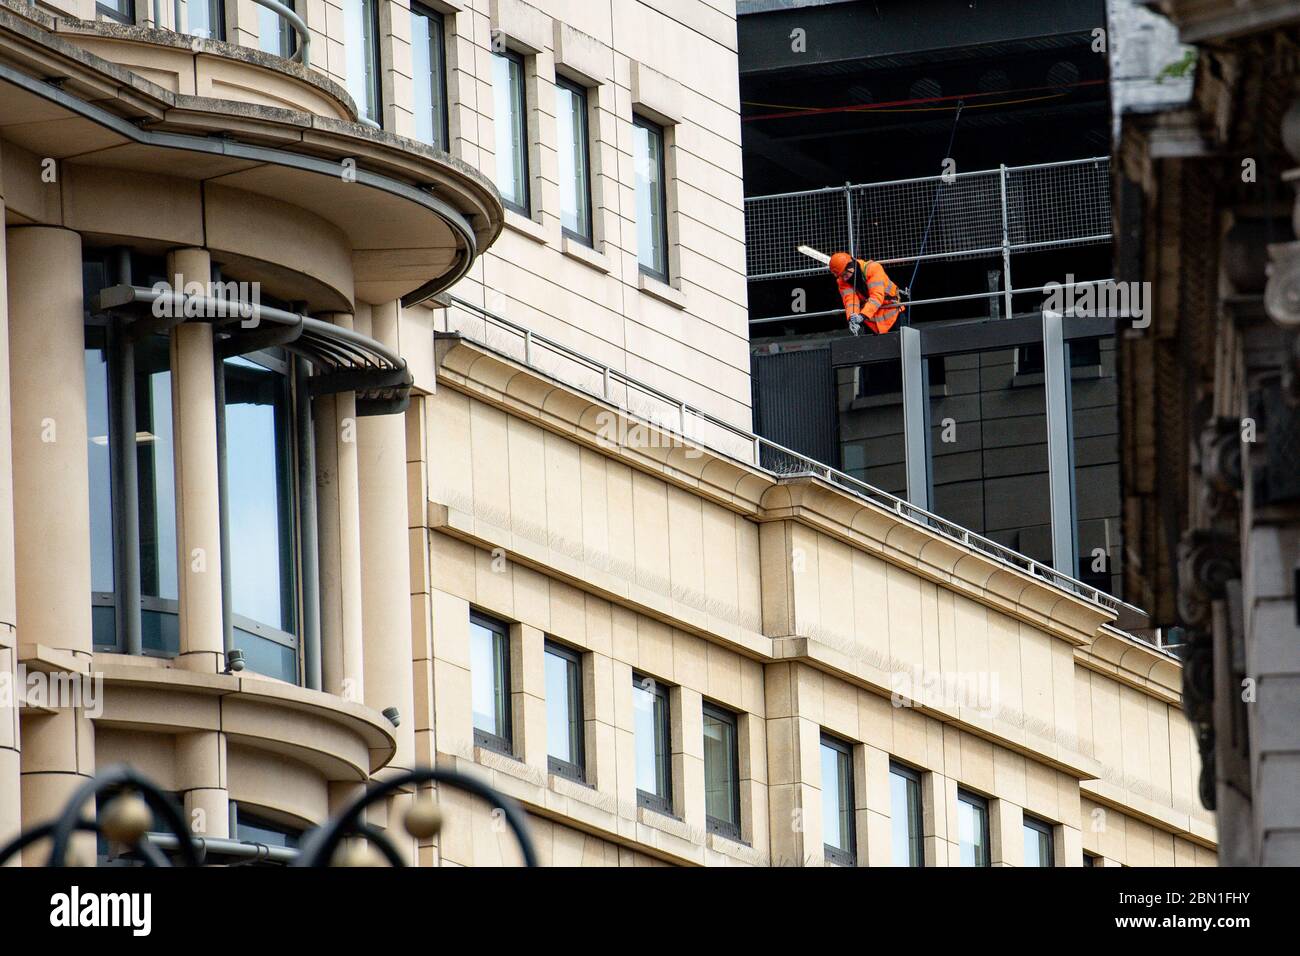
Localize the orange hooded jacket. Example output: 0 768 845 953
836 258 905 334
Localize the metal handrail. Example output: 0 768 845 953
442 296 1151 628
163 0 312 68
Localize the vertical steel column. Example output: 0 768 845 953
108 249 142 656
844 183 855 259
295 357 322 692
999 164 1013 319
1042 310 1077 575
900 325 930 510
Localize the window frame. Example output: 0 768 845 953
632 672 673 815
219 348 301 685
957 789 991 867
820 733 856 866
702 702 742 842
257 0 298 59
1023 814 1056 868
410 2 450 151
543 639 585 782
555 75 594 246
632 114 669 282
470 611 514 755
96 0 135 24
889 760 925 867
492 48 531 215
342 0 383 125
179 0 226 41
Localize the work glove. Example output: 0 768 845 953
849 315 863 336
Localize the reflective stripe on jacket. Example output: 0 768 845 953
837 258 905 334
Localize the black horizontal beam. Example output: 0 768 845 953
830 313 1116 366
739 0 1105 75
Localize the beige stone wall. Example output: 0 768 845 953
415 369 1217 866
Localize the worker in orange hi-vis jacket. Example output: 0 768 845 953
827 251 906 336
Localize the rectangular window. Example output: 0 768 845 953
1083 852 1100 867
258 0 296 59
410 4 449 150
633 116 668 280
633 674 672 814
492 50 530 213
889 762 924 867
556 77 592 244
470 612 512 753
184 0 225 41
97 0 134 23
820 734 855 865
703 704 741 840
544 641 584 780
957 790 990 867
343 0 381 124
1023 815 1055 867
235 808 302 849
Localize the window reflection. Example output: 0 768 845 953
890 764 923 866
633 675 671 811
223 355 297 681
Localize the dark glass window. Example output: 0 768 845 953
470 612 512 753
556 77 593 244
1083 852 1100 867
633 673 672 813
411 4 449 150
492 50 530 213
1071 335 1123 597
703 704 741 840
929 348 1053 567
957 790 990 867
235 808 302 849
820 734 855 865
1023 815 1055 867
258 0 297 58
344 0 381 123
84 254 179 656
890 762 924 867
633 116 668 280
544 641 584 780
222 353 298 683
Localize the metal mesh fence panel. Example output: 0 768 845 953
745 157 1112 281
743 187 850 280
1005 158 1111 250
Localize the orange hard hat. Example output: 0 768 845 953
828 252 853 276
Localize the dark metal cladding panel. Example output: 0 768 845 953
751 348 839 471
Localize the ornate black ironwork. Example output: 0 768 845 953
0 763 198 867
292 767 538 867
0 763 536 867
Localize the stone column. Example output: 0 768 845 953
176 731 229 839
764 662 824 867
314 313 365 703
168 247 225 673
0 205 21 859
356 301 415 772
6 226 96 861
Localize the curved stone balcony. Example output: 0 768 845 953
0 0 503 310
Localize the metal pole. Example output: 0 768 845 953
899 326 929 510
844 183 855 259
295 357 322 691
109 249 142 656
214 353 234 657
1042 310 1076 575
999 163 1013 319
